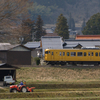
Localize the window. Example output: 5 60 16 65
49 51 50 54
84 52 86 56
99 52 100 56
67 52 69 56
71 52 76 56
60 52 62 56
63 52 65 56
88 52 90 56
45 51 48 54
95 52 98 56
91 52 93 56
77 52 83 56
52 52 53 55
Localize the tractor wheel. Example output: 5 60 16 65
12 88 17 93
21 87 27 93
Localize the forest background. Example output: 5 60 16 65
0 0 100 43
30 0 100 26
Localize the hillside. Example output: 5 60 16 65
30 0 100 26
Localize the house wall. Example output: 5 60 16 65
41 36 63 56
0 52 7 63
31 49 37 58
31 49 42 58
7 51 31 65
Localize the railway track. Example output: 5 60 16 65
47 64 100 68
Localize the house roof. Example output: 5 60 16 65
44 33 58 36
76 35 100 40
0 44 30 51
45 28 54 33
24 42 40 49
0 63 19 69
64 39 100 48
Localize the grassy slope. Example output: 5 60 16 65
16 66 100 83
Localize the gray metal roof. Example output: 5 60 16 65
64 40 100 48
24 42 40 48
0 44 30 51
0 44 18 50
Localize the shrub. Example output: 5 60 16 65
34 57 40 65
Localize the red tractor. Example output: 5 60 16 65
10 84 35 93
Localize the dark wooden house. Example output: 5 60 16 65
0 44 31 65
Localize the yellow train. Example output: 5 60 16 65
44 48 100 65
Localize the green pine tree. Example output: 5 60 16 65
35 15 46 41
82 13 100 35
55 14 69 39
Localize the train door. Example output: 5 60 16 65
88 52 94 61
51 51 54 60
62 52 66 61
59 52 63 60
55 51 59 61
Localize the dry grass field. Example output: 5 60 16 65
1 65 100 100
16 65 100 83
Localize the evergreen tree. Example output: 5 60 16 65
81 18 86 31
35 15 46 41
82 13 100 35
55 14 69 39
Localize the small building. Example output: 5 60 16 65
41 36 63 56
24 41 41 58
0 44 31 65
0 63 19 81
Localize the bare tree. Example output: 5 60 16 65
0 0 33 30
0 0 33 43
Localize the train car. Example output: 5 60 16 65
44 48 100 65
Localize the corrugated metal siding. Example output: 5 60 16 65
41 36 63 56
7 51 31 65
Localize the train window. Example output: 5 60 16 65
63 52 65 56
60 52 62 56
49 51 50 54
71 52 76 56
91 52 93 56
84 52 86 56
99 52 100 56
45 51 48 54
67 52 69 56
95 52 98 56
88 52 90 56
52 52 53 55
77 52 83 56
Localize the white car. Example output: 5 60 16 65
3 76 15 86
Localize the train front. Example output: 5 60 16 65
44 49 50 64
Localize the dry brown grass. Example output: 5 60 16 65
16 65 100 83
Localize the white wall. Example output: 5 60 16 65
41 36 63 56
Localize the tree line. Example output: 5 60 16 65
0 0 100 44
